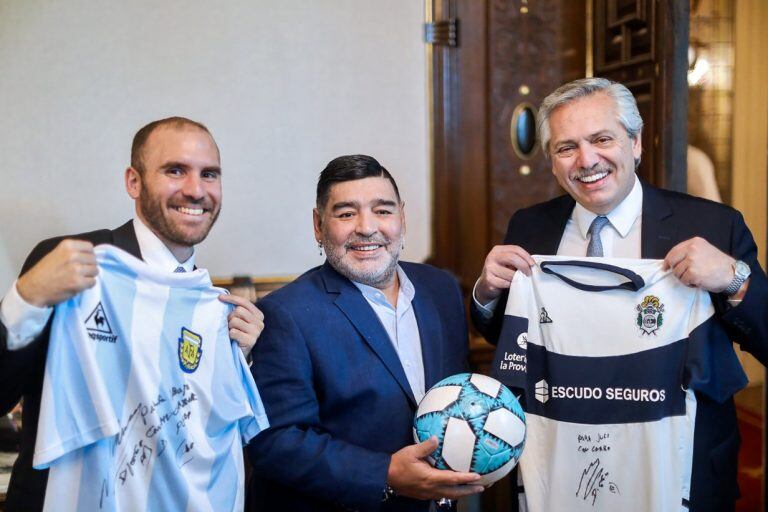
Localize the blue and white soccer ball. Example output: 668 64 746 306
413 373 526 485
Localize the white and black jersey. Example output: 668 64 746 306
492 256 747 512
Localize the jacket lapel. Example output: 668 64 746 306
407 268 442 391
528 195 575 254
111 220 143 260
321 263 418 407
640 183 675 259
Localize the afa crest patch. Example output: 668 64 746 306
178 327 203 373
636 295 664 335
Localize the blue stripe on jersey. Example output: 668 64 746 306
93 254 138 414
145 286 200 512
685 316 747 403
76 259 138 512
47 302 105 463
525 339 688 424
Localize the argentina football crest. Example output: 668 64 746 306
178 327 203 372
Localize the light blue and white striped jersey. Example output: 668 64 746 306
33 245 269 512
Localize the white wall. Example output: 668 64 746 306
0 1 429 284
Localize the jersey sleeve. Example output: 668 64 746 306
231 342 269 445
684 289 748 403
33 289 120 469
491 272 534 392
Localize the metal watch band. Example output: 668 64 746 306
724 260 750 296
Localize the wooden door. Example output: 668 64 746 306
428 0 587 293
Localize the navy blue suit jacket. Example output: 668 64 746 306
247 261 469 512
0 221 141 511
471 183 768 512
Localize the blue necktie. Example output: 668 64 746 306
587 216 610 257
173 266 186 273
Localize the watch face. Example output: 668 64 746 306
735 260 751 279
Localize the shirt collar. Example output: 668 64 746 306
573 175 643 240
352 265 415 310
132 217 196 272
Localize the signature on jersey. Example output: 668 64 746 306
576 457 620 506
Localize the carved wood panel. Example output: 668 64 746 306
593 0 688 189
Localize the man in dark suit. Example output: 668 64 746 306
471 77 767 511
0 117 264 511
247 155 483 511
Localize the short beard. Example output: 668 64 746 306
323 232 403 289
139 182 219 247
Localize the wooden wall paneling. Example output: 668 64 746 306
430 0 587 292
429 0 490 292
488 0 587 245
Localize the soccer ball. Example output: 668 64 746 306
413 373 526 485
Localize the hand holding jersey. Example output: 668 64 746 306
477 234 748 309
474 245 535 306
664 237 749 299
218 294 264 358
15 239 98 308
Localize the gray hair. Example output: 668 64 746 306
537 77 643 159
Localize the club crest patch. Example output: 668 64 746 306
178 327 203 373
636 295 664 335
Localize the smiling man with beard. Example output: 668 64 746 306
246 155 481 512
0 117 264 511
471 78 768 512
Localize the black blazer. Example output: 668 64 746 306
0 220 140 512
471 183 768 512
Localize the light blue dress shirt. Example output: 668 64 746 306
353 265 426 402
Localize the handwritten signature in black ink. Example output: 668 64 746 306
576 457 620 506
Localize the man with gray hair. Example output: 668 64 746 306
471 77 767 511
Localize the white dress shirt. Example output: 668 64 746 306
353 266 426 402
0 217 195 350
475 175 643 316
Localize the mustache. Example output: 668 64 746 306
572 163 613 179
344 235 390 249
169 200 216 210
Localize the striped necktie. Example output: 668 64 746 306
586 216 610 257
173 266 186 273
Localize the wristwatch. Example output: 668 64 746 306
724 260 751 296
